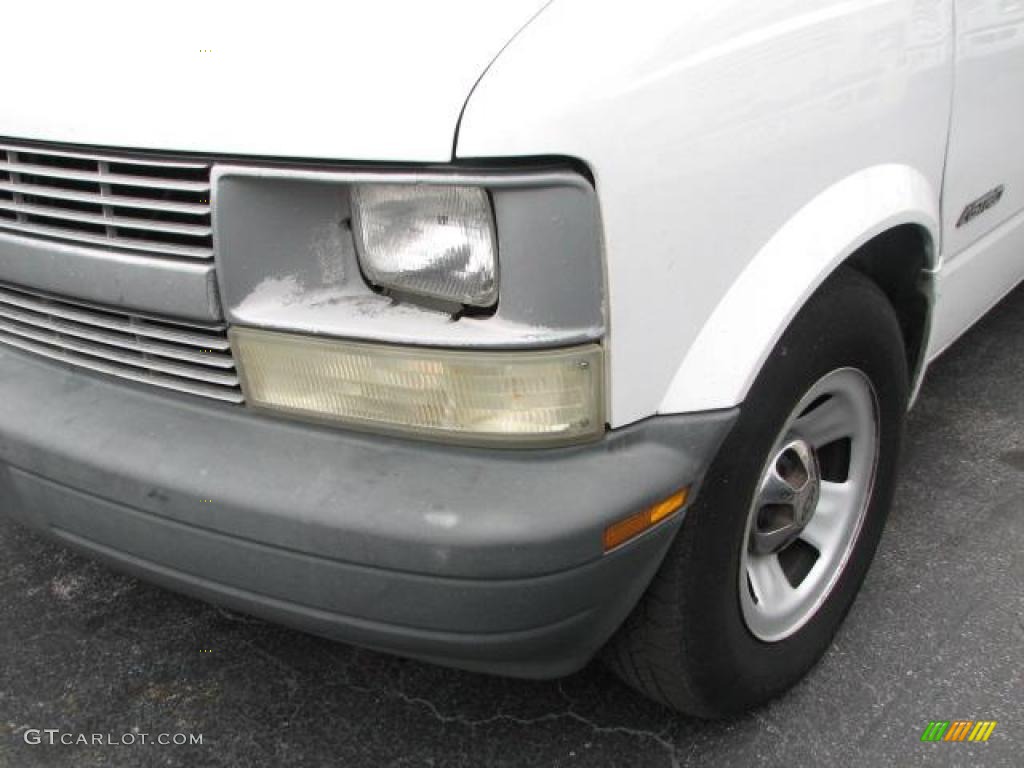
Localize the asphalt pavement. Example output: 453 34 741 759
2 285 1022 767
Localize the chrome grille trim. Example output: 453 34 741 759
0 283 242 403
0 141 212 261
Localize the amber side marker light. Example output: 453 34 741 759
603 488 690 552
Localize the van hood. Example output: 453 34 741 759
2 1 551 162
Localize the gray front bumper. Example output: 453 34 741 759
0 347 736 677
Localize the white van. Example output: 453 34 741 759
0 1 1021 715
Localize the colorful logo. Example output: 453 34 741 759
921 721 997 743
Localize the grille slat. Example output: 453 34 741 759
0 218 214 259
0 283 242 403
0 305 235 369
0 285 231 349
0 141 212 260
0 332 243 403
0 160 210 192
0 317 239 386
0 200 212 237
0 141 209 170
0 181 209 215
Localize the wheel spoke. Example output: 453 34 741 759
792 395 853 448
800 504 843 555
747 554 792 605
816 480 852 517
751 523 799 556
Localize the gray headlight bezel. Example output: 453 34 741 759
211 162 605 352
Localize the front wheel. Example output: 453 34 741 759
605 267 909 716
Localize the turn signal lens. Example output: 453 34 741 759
231 327 604 446
603 489 689 552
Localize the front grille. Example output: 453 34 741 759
0 282 242 403
0 141 213 260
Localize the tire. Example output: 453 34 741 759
604 267 909 717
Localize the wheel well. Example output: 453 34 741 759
845 224 933 381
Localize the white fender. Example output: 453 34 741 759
659 164 941 415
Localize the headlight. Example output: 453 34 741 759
231 327 604 446
351 184 498 308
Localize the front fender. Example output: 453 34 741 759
458 0 953 426
659 164 940 414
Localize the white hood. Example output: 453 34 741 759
2 1 550 162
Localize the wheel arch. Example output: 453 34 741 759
658 164 940 415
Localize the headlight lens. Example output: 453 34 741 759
231 327 604 446
351 184 498 307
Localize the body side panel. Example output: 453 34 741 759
928 207 1024 357
930 0 1024 355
